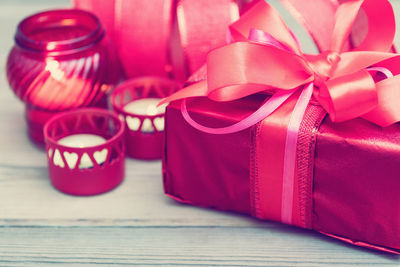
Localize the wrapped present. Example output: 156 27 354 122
162 0 400 253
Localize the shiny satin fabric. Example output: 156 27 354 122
72 0 116 41
73 0 240 81
176 0 239 75
253 90 304 227
163 98 400 253
278 0 342 51
162 0 400 127
72 0 344 81
114 0 174 78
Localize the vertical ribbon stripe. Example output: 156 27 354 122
281 83 313 224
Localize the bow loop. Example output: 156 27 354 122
160 0 400 128
229 0 302 55
205 41 313 101
315 69 377 122
331 0 395 53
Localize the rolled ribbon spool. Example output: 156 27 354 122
114 0 174 78
71 0 116 41
73 0 240 82
175 0 240 75
73 0 349 81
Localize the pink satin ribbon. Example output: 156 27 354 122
181 88 296 134
281 66 392 225
281 82 313 224
161 0 400 226
114 0 174 78
176 0 240 76
74 0 239 81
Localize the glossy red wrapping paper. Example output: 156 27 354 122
162 0 400 253
163 96 400 253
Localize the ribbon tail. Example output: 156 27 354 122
159 80 207 106
333 51 398 77
281 83 313 224
181 89 297 134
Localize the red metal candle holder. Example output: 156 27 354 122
44 108 125 196
6 9 119 146
111 76 182 160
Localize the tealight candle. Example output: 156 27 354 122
123 98 165 115
123 98 167 132
111 76 181 160
56 134 107 169
44 108 125 196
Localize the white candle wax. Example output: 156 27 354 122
123 98 166 132
54 134 107 169
58 134 106 148
124 98 165 115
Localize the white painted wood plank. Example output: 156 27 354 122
0 226 399 266
0 161 267 227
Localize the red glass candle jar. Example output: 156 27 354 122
6 9 119 145
111 77 181 160
44 108 125 196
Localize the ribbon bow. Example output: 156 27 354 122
161 0 400 226
162 0 400 130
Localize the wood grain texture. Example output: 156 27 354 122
0 226 399 266
0 0 400 266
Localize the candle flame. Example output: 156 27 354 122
45 59 65 81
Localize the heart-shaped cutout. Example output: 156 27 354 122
126 116 141 131
79 153 93 169
53 149 65 168
63 151 78 169
141 118 154 133
93 148 108 165
153 117 165 131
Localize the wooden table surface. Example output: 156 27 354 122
1 0 400 266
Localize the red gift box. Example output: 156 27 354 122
162 0 400 253
164 95 400 253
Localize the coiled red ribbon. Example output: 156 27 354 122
73 0 240 81
162 0 400 226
